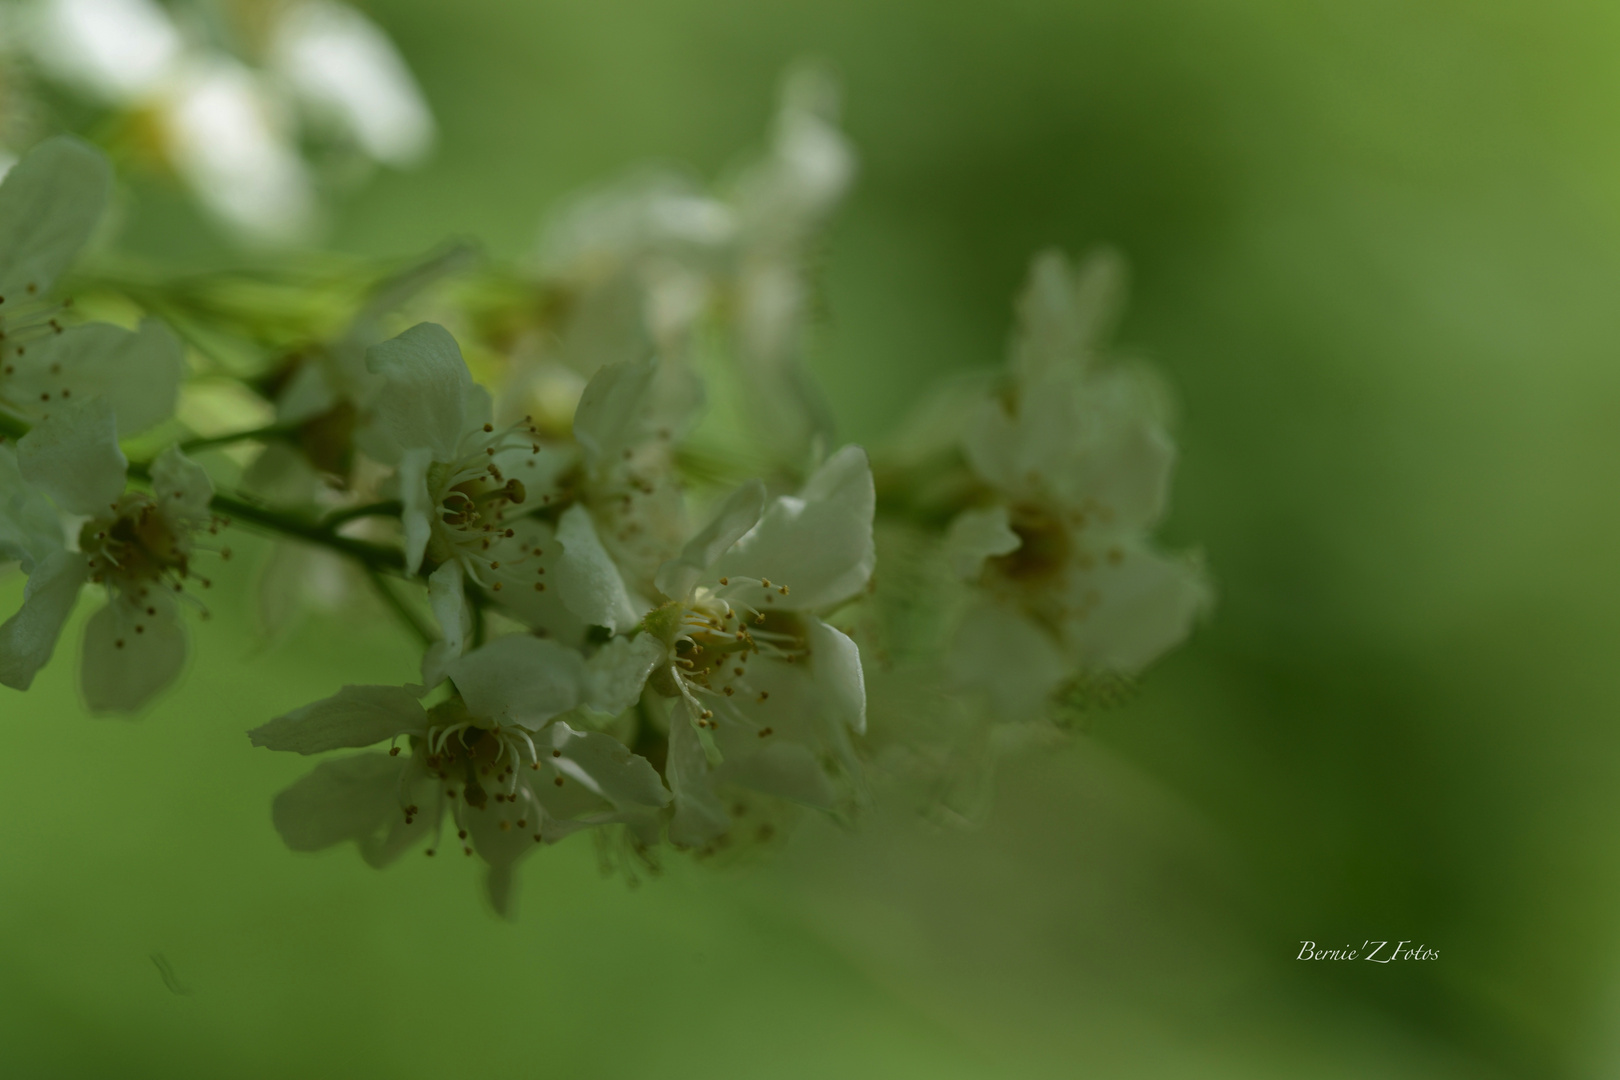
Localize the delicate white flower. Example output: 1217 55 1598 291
946 249 1210 719
0 397 214 711
635 445 875 847
249 634 671 915
0 136 185 432
364 322 557 577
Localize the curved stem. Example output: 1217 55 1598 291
210 491 405 571
321 499 404 531
364 565 434 646
179 423 302 454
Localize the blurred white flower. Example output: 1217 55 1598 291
268 0 434 167
15 0 433 241
160 55 317 243
29 0 181 102
947 249 1211 720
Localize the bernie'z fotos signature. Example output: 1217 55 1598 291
1297 940 1438 962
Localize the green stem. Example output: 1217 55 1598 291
320 500 404 531
179 423 302 454
210 492 405 571
364 565 435 646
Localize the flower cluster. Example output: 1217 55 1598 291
0 0 434 240
0 73 1209 915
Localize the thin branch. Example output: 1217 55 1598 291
320 500 404 531
209 492 405 571
179 423 302 454
363 565 435 646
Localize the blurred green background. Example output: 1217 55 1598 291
8 0 1620 1076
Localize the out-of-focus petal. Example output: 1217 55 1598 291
944 506 1022 581
269 0 435 167
1061 545 1211 674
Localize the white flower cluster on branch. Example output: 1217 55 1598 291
0 71 1209 915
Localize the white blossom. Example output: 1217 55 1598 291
637 445 875 847
250 634 670 915
946 249 1210 719
0 398 213 711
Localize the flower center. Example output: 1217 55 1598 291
405 700 569 856
82 494 192 595
425 420 545 578
642 579 802 734
991 504 1072 584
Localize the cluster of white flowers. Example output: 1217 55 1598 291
0 0 433 239
0 74 1208 914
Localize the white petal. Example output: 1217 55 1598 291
8 319 185 433
710 445 873 611
961 386 1081 498
249 683 427 753
150 444 213 535
16 396 127 517
1051 378 1175 531
0 550 86 690
555 504 639 632
807 618 865 735
0 135 108 299
396 447 434 573
1062 545 1210 673
81 595 186 713
1009 247 1124 384
428 561 468 646
653 479 765 601
270 753 406 852
667 707 730 847
583 633 663 716
949 601 1069 722
0 445 66 571
571 358 655 467
268 0 435 167
446 634 585 728
548 721 670 809
364 323 470 461
715 741 835 810
359 753 435 867
944 506 1021 580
